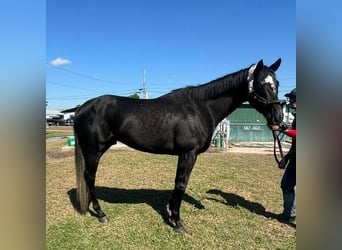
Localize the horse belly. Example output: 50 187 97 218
117 122 178 154
118 136 177 155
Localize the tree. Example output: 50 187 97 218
129 92 140 99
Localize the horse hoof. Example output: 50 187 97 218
98 216 109 223
168 217 189 233
174 225 189 234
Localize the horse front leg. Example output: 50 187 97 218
169 151 197 233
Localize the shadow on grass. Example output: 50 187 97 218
206 189 296 229
68 187 204 228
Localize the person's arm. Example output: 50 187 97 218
277 126 296 169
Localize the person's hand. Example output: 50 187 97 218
270 125 279 131
278 122 289 132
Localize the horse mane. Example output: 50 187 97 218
165 68 250 100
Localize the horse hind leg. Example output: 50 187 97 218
84 152 109 223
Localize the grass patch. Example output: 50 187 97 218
46 126 74 138
46 139 296 249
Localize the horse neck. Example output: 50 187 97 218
203 70 249 126
207 94 247 126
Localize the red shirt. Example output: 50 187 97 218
284 129 296 139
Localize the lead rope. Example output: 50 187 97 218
272 130 285 164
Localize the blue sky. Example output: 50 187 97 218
47 0 296 110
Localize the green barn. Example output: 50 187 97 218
221 103 293 143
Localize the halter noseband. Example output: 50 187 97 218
247 65 286 107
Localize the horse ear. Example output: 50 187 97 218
269 58 281 72
254 60 264 74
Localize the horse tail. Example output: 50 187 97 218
74 131 89 214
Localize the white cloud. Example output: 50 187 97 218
49 57 72 66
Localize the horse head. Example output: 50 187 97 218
247 58 286 130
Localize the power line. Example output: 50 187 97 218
47 80 106 93
46 63 136 85
47 80 142 100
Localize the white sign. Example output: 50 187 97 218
243 125 262 131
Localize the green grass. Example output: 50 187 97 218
46 139 296 249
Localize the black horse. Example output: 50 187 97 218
74 59 285 233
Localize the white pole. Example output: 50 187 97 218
143 69 147 99
226 120 230 149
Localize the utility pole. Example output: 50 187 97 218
142 69 148 99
